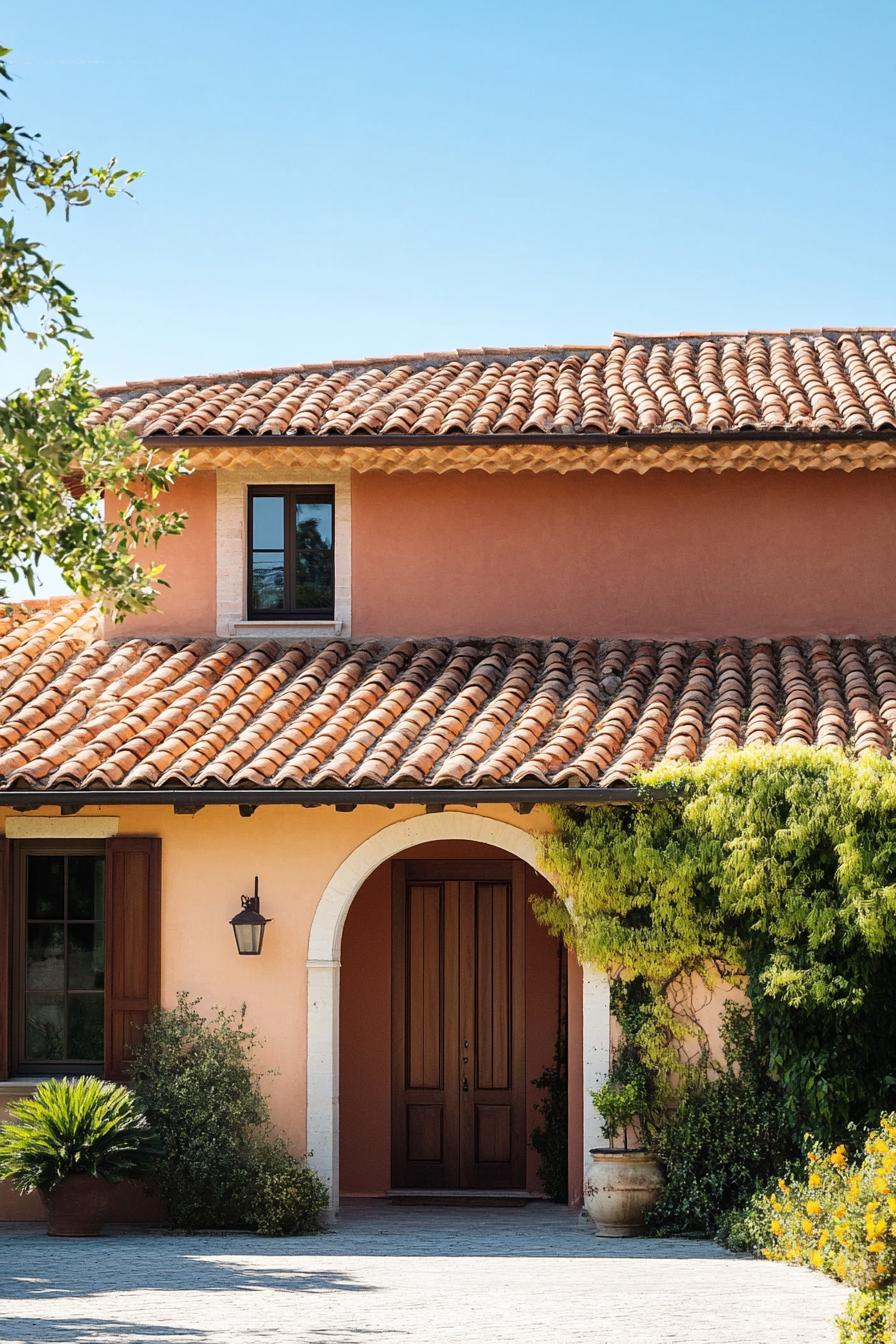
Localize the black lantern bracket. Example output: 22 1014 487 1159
230 876 272 955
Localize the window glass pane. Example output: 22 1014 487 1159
67 995 103 1061
27 856 64 919
27 924 64 990
68 923 104 991
25 995 65 1061
295 501 334 611
251 554 285 610
251 494 284 549
68 855 104 920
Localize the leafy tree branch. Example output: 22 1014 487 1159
0 45 188 615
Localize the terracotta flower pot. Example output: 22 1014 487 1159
40 1174 112 1237
583 1148 665 1237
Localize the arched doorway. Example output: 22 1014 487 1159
306 811 610 1212
341 839 562 1197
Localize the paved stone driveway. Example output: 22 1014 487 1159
0 1201 848 1344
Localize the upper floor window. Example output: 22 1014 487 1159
247 485 335 621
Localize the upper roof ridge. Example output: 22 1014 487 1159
96 329 896 396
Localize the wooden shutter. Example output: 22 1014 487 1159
105 836 161 1081
0 838 9 1081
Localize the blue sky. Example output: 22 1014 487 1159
5 0 896 396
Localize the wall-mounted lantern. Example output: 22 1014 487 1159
230 876 271 955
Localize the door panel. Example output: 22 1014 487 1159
391 867 460 1189
460 869 526 1189
391 860 526 1191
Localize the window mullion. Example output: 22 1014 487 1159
284 490 296 614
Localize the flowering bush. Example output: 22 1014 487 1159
763 1116 896 1290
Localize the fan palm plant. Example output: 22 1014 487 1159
0 1076 160 1195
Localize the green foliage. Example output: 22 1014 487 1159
716 1184 777 1253
647 1005 793 1235
0 47 188 615
245 1139 329 1236
531 1046 568 1202
592 977 682 1150
0 1076 159 1195
536 746 896 1145
837 1290 893 1344
129 994 326 1234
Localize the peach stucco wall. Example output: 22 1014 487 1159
351 467 896 639
0 798 741 1219
107 471 218 639
338 841 562 1196
0 802 555 1219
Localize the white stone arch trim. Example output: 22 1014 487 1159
306 810 609 1210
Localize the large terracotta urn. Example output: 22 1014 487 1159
584 1148 664 1236
40 1174 112 1237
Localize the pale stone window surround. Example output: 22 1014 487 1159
4 817 119 839
216 468 351 639
306 810 611 1214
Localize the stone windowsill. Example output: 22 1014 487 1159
0 1078 44 1100
232 619 343 639
0 1074 101 1098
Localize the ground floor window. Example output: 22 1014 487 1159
11 844 105 1073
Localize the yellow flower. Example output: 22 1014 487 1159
779 1178 790 1193
808 1152 818 1164
806 1200 822 1216
836 1226 850 1245
770 1219 783 1238
874 1139 889 1155
830 1146 848 1170
835 1205 847 1220
835 1253 847 1279
802 1218 814 1236
869 1240 886 1253
873 1176 889 1195
770 1195 782 1212
808 1172 822 1189
818 1230 830 1250
883 1154 896 1174
809 1250 824 1268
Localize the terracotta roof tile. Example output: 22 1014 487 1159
91 333 896 470
0 602 896 794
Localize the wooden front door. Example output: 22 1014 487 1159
390 860 526 1190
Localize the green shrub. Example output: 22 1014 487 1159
0 1076 159 1195
130 994 326 1233
716 1185 777 1253
837 1290 893 1344
531 1049 567 1203
246 1139 329 1236
647 1005 794 1236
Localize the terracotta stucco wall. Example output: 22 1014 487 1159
338 841 561 1197
351 467 896 639
106 471 217 639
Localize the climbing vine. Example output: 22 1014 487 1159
534 746 896 1145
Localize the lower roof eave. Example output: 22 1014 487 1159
0 784 644 812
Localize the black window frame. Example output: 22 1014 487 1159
246 484 336 621
10 841 106 1077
